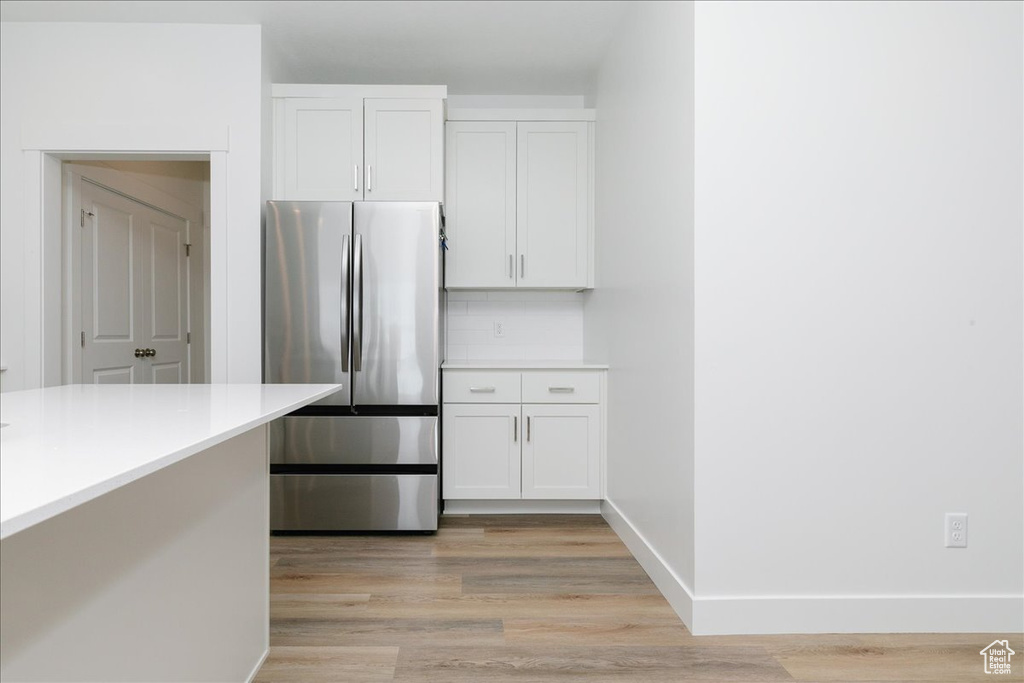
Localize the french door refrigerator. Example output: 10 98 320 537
265 201 442 531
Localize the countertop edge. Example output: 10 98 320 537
0 384 340 541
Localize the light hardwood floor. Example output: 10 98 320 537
256 515 1018 682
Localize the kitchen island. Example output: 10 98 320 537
0 383 340 682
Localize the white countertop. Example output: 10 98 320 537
0 383 340 540
442 360 609 370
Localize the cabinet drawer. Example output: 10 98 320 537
444 371 521 403
522 371 600 404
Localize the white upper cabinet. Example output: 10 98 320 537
445 122 517 288
444 113 594 290
282 98 363 201
273 85 445 202
516 121 589 289
364 98 444 201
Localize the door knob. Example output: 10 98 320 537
134 348 144 358
145 348 156 357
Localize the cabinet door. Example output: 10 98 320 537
521 404 600 499
282 97 363 200
364 98 444 201
516 122 589 288
442 404 521 499
445 122 517 288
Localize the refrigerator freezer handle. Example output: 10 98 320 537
353 234 363 372
341 234 351 372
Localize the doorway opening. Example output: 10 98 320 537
63 159 211 384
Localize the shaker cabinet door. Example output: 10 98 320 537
516 121 589 288
364 98 444 201
442 404 522 499
521 404 600 499
282 97 363 200
445 121 517 288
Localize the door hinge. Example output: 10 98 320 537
187 332 191 344
185 243 192 257
80 331 85 348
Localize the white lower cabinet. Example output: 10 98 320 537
442 369 603 503
521 404 600 499
442 404 521 499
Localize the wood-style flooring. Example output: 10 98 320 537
255 514 1017 682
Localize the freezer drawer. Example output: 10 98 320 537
270 416 437 466
270 474 438 531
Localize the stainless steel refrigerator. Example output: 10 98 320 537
264 201 442 531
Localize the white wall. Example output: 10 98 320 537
693 0 1023 633
583 0 696 624
0 22 262 389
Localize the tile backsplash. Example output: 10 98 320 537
446 291 584 361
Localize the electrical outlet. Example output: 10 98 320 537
493 321 505 338
945 513 968 548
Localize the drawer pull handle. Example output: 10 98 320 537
513 415 518 442
548 386 575 393
469 387 496 393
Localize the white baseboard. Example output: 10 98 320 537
600 499 695 630
691 594 1024 636
246 648 269 683
443 499 601 515
601 500 1024 636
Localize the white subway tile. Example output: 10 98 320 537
445 301 468 315
466 301 523 316
448 329 489 345
446 344 468 361
467 344 527 360
448 316 493 331
521 345 584 361
446 291 487 301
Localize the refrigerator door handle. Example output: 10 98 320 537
353 234 363 372
340 234 351 372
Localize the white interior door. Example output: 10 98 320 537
79 180 189 384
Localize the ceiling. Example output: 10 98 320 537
0 0 632 94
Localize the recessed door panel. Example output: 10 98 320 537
92 200 135 341
151 362 182 384
92 366 134 384
149 218 184 341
